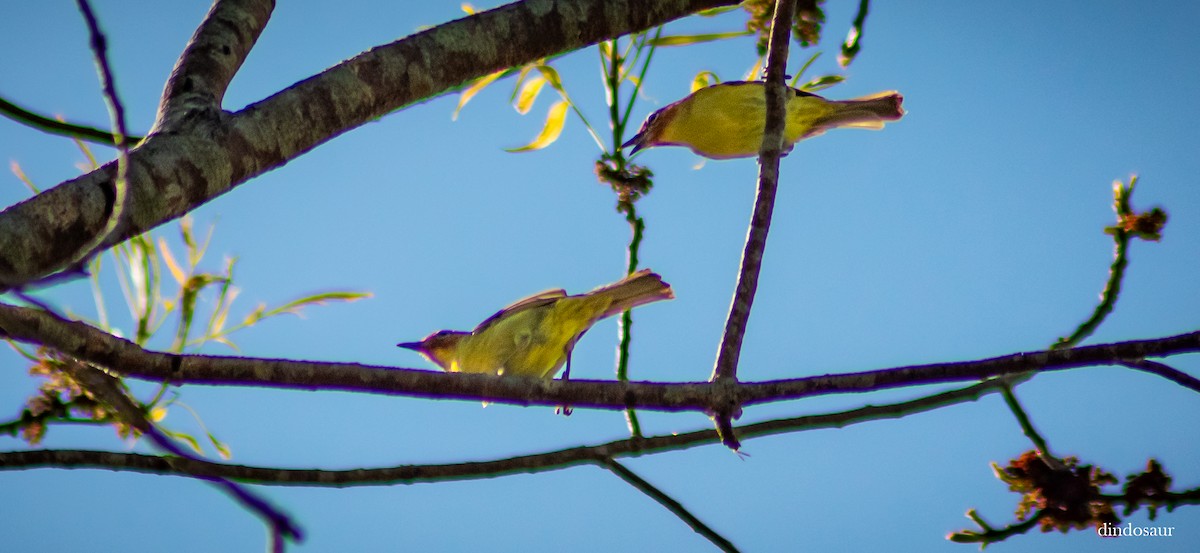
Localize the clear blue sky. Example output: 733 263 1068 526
2 1 1198 551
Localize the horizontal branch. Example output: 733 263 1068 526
0 377 1011 485
1 303 1197 413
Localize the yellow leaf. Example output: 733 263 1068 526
506 100 568 152
149 406 168 422
453 70 505 121
460 3 476 14
158 237 186 286
514 76 546 114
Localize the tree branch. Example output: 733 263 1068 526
1 303 1197 413
153 0 273 132
61 361 302 543
601 458 740 552
710 0 795 449
0 0 739 288
0 94 143 146
0 376 1016 484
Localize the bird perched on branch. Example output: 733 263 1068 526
397 269 673 379
622 81 905 160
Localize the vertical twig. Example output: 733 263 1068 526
71 0 131 277
710 0 796 450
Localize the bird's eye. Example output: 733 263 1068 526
644 111 659 126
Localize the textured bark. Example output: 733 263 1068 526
0 0 738 287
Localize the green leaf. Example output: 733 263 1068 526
260 291 372 319
453 70 505 121
505 100 569 152
535 65 564 92
648 31 751 47
691 71 720 92
163 429 204 456
696 5 740 16
209 433 232 460
800 74 845 92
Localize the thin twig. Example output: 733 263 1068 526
601 458 740 552
999 385 1064 470
0 377 1015 485
71 0 131 278
61 362 303 542
0 95 143 145
1120 359 1200 394
618 204 647 437
710 0 797 450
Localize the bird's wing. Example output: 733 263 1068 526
472 289 566 333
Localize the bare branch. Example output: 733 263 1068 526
0 377 1014 484
70 0 131 284
710 0 796 450
153 0 274 132
1 303 1197 414
602 458 740 552
61 362 303 543
1120 359 1200 394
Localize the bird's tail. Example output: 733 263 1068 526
589 269 675 319
816 91 905 132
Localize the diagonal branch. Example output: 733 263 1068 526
0 95 143 146
2 302 1198 413
61 361 302 543
601 458 740 552
0 0 740 289
153 0 273 132
710 0 796 450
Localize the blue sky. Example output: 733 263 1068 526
2 1 1198 551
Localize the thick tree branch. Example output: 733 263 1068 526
153 0 273 132
0 0 739 288
2 303 1197 412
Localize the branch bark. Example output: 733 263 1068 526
0 0 739 288
1 303 1197 412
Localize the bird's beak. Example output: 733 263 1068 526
396 341 426 352
621 133 646 155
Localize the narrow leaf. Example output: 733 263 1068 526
648 31 751 47
261 291 372 319
505 100 569 152
514 76 546 114
453 70 505 120
158 237 186 286
535 65 564 92
800 75 846 92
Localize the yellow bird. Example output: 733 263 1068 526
622 81 905 160
397 269 674 379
